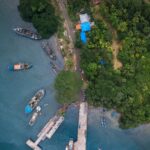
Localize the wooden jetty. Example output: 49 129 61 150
26 115 64 150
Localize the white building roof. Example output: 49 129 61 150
79 13 90 23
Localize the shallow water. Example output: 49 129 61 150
0 0 150 150
87 109 150 150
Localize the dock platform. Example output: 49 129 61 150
26 115 64 150
74 102 88 150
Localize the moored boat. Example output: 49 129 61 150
13 27 42 40
100 116 106 128
41 41 56 60
50 61 60 74
65 146 69 150
29 106 41 126
8 63 32 71
68 139 74 150
65 139 74 150
25 89 45 114
50 61 57 74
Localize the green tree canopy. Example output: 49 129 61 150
77 0 150 128
18 0 59 38
55 71 82 104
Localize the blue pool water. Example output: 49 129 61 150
0 0 150 150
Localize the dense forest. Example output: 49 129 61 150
18 0 59 38
67 0 90 21
68 0 150 128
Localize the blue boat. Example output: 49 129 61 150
25 89 45 114
8 63 32 71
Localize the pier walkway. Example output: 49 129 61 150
74 102 88 150
26 115 64 150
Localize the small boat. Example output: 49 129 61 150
41 41 56 60
50 61 57 74
29 106 41 126
13 27 42 40
8 63 32 71
25 89 45 114
68 139 74 150
65 139 74 150
50 61 60 74
100 116 106 127
65 146 69 150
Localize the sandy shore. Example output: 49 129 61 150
88 107 150 129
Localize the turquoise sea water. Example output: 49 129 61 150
0 0 150 150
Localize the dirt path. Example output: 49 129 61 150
94 7 122 69
112 40 122 69
104 20 122 70
144 0 150 4
103 18 122 69
56 0 80 71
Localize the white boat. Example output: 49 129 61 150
68 139 74 150
8 63 32 71
29 106 41 126
65 138 74 150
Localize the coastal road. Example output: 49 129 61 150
56 2 88 150
57 0 81 72
57 0 75 44
57 0 87 102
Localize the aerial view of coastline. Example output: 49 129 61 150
0 0 150 150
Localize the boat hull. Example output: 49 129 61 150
41 41 56 60
29 106 41 126
25 89 45 114
13 27 42 40
8 63 32 71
